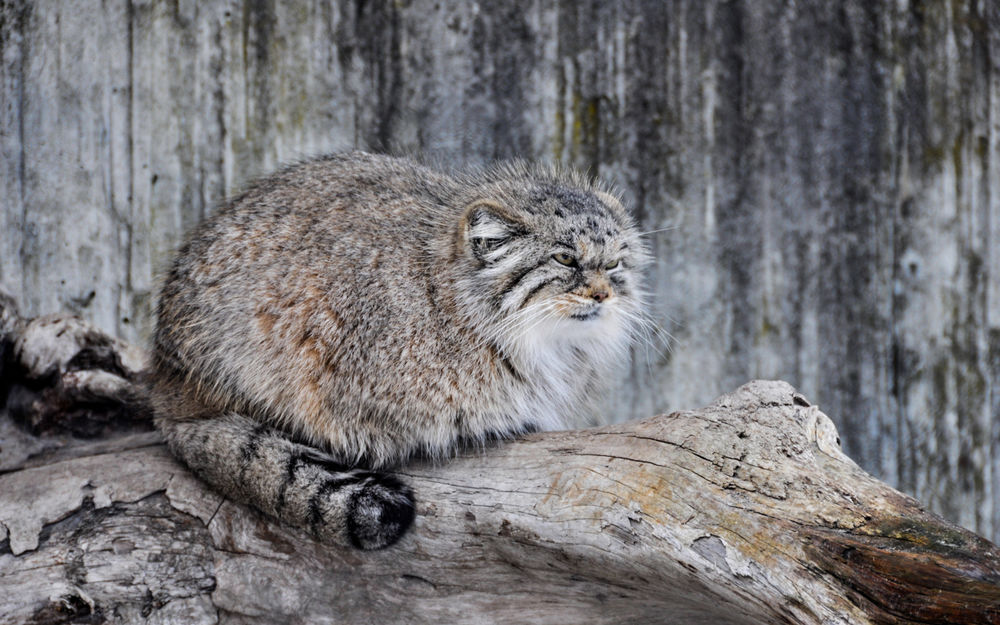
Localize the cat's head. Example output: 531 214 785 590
456 164 649 365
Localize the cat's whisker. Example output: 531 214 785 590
479 302 547 350
614 310 661 379
636 224 680 237
617 307 673 362
508 303 555 347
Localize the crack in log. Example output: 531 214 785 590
603 431 794 483
205 496 226 529
569 451 671 469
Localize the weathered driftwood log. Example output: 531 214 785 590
1 303 999 625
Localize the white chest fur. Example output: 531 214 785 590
505 306 631 431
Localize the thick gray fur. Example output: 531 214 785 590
151 152 648 549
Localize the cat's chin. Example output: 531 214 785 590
518 306 627 350
569 307 602 321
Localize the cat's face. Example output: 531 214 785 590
462 178 647 362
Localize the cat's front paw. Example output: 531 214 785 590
346 473 416 550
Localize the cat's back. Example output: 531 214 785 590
167 152 456 293
185 152 454 262
155 153 469 419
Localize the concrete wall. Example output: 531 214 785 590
2 0 998 540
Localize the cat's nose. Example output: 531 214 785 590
591 289 610 303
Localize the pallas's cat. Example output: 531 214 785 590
151 152 648 549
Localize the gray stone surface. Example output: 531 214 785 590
1 0 998 541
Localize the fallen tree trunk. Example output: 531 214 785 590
1 301 999 625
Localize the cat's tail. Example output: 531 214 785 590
151 380 415 550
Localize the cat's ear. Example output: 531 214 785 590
461 200 526 263
595 190 626 214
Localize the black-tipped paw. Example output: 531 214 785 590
346 474 416 550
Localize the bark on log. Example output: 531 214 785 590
2 304 999 625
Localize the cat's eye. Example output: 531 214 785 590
605 259 620 270
552 252 577 266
